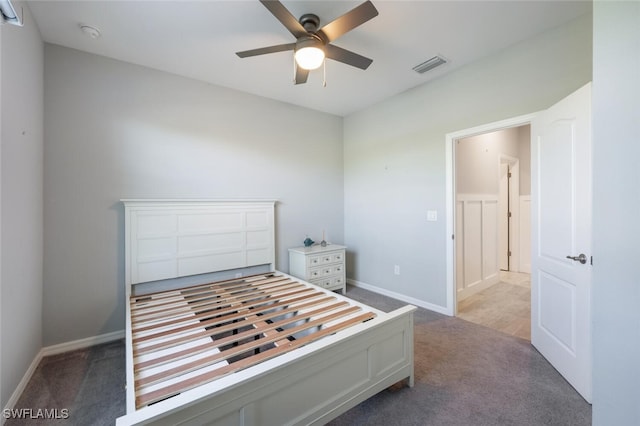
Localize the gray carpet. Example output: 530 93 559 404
7 286 591 425
5 340 125 425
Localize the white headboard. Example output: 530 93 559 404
122 199 276 291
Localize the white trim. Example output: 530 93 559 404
40 329 124 357
456 274 500 301
519 195 532 273
1 329 125 423
445 113 538 317
2 352 43 425
455 193 499 201
347 278 451 316
445 130 454 315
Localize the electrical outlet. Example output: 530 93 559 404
394 265 400 275
235 273 242 278
427 210 438 221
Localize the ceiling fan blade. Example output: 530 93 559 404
295 67 309 85
318 1 378 43
259 0 308 39
325 44 373 70
236 43 295 58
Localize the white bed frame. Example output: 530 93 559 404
117 199 416 426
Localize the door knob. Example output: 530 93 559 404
566 253 587 264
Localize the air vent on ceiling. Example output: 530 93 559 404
413 55 447 74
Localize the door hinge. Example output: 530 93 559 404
508 172 512 178
452 234 455 240
508 211 512 218
508 251 512 257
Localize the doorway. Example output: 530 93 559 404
445 85 592 400
449 122 532 340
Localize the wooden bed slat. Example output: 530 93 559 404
129 272 380 411
131 276 292 312
131 275 283 306
131 280 301 320
135 302 358 388
134 297 355 371
133 294 338 356
130 272 278 302
135 311 376 408
133 291 334 350
131 281 307 332
132 287 318 335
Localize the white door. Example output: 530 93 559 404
499 163 509 271
531 83 592 402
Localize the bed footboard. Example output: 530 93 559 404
116 304 416 425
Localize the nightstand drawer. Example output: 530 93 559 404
309 264 344 279
307 252 340 267
311 275 345 291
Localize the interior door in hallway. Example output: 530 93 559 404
531 83 592 402
499 162 510 271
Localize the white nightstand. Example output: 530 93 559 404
288 244 346 293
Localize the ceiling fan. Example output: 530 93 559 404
236 0 379 85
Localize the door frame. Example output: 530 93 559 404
445 113 537 316
499 154 521 273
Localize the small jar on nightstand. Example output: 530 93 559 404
288 244 346 293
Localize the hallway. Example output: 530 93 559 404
457 271 531 340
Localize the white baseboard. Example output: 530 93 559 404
40 329 124 357
456 273 500 301
2 330 125 424
1 351 43 425
347 279 451 316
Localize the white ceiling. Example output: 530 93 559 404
27 0 591 116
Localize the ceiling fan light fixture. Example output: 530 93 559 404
294 37 325 70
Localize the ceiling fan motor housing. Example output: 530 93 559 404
299 13 320 33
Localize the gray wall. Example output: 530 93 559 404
0 3 44 408
43 45 343 345
456 126 530 196
592 1 640 424
517 125 531 196
343 13 591 307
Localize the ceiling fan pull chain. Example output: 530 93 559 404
323 58 327 87
293 54 297 84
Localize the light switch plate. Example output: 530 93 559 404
427 210 438 221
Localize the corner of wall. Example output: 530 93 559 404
0 1 45 410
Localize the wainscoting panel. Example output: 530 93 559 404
456 194 500 300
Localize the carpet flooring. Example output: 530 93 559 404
6 285 591 425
